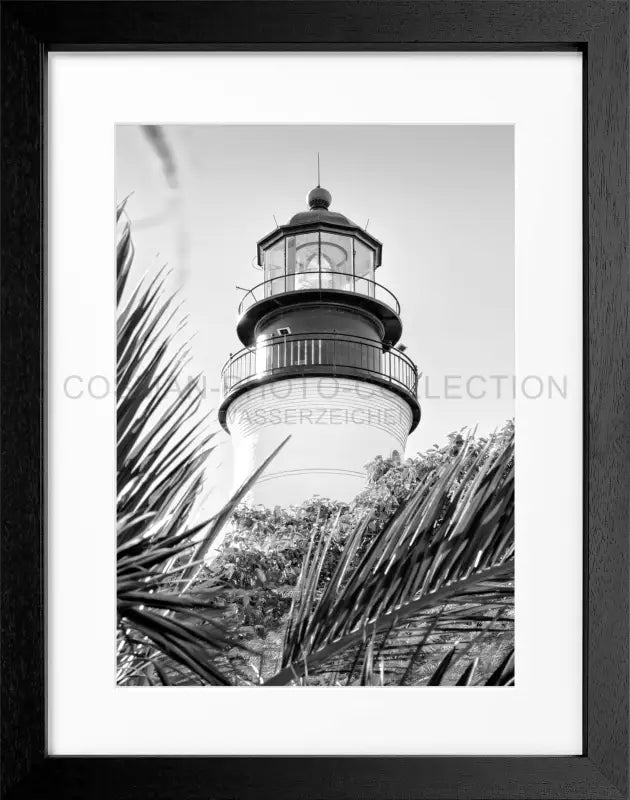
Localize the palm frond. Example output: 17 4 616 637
115 204 284 686
266 432 514 686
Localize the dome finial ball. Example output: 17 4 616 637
307 186 332 210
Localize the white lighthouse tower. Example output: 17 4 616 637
219 185 420 506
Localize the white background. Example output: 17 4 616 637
48 53 583 755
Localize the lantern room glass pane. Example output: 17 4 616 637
263 240 286 296
291 233 320 272
286 233 321 290
274 232 377 295
295 271 320 290
354 240 375 297
320 234 352 272
321 233 353 291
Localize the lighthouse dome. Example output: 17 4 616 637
256 184 383 271
287 186 359 228
307 185 332 209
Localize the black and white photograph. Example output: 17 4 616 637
115 124 516 687
4 1 628 794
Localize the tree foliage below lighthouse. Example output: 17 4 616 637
203 422 514 686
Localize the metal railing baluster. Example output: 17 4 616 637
238 271 401 315
221 333 418 399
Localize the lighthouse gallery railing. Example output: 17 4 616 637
221 333 418 399
238 271 401 316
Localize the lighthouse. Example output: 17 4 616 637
219 185 420 507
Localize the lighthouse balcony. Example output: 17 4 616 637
236 272 404 346
218 332 420 431
238 271 400 316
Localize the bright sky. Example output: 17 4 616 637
116 124 514 507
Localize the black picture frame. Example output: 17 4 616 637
1 1 628 798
